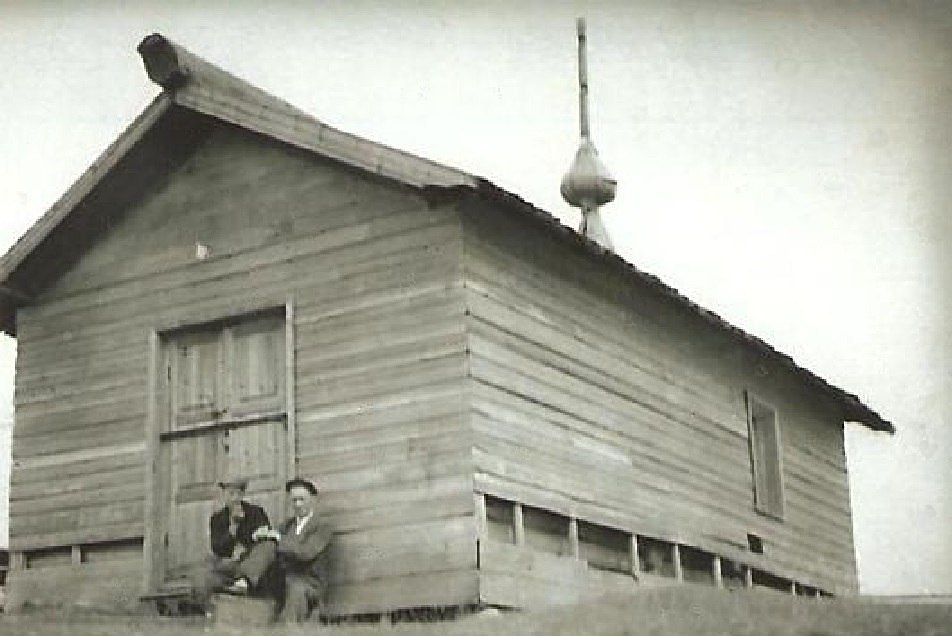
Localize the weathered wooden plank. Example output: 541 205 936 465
13 500 143 536
13 419 143 459
472 443 781 554
15 370 145 410
4 558 144 612
296 382 463 438
465 286 741 432
477 540 638 608
296 326 466 384
331 515 474 584
297 391 464 445
27 216 460 336
295 279 462 327
472 428 856 564
300 474 472 514
296 354 466 411
297 312 464 366
470 392 754 510
11 446 143 483
324 490 473 534
474 386 749 524
15 341 145 383
309 449 469 495
464 241 734 406
472 469 849 588
468 336 747 473
325 569 477 615
9 481 143 516
11 463 143 501
299 430 468 476
40 125 447 299
10 524 143 552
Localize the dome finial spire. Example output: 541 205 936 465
560 18 617 250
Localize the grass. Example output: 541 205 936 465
2 586 951 635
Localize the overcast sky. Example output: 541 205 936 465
1 0 950 595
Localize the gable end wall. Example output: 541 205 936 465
8 119 476 613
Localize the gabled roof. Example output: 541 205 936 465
0 34 892 433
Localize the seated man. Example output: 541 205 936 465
192 476 280 607
256 477 333 623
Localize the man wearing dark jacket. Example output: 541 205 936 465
257 477 333 623
192 476 279 605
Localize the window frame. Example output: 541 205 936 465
745 390 785 520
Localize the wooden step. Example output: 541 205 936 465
212 593 276 626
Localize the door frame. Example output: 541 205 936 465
143 299 296 593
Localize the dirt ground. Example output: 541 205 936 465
2 586 951 635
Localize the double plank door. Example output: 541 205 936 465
156 312 290 583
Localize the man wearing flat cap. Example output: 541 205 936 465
192 476 280 606
256 477 333 622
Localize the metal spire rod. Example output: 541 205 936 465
577 18 590 140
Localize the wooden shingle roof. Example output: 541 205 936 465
0 34 892 433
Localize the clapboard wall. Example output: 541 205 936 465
8 114 476 613
459 198 858 597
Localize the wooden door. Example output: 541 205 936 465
158 313 288 584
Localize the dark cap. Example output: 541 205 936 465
285 477 319 495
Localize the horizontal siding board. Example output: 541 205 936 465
26 214 459 336
468 352 749 496
13 420 143 459
11 446 144 484
471 413 756 528
299 474 473 516
330 515 474 584
477 541 638 608
310 448 469 494
466 283 742 434
295 354 466 411
296 328 465 383
325 490 473 534
325 570 477 615
297 391 463 444
301 425 467 469
464 243 735 412
4 559 143 612
10 481 143 516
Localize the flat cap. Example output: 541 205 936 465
285 477 319 495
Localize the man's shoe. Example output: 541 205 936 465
223 577 250 595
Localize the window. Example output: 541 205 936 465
746 392 784 518
522 505 570 556
578 521 630 574
485 496 515 544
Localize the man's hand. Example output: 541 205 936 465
230 543 247 561
227 503 244 536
